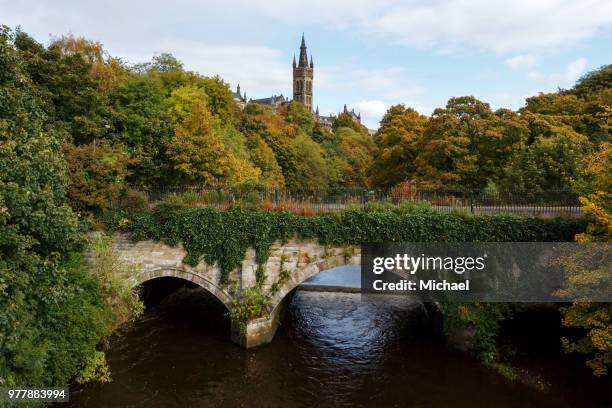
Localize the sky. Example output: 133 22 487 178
2 0 611 129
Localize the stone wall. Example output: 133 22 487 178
113 234 360 347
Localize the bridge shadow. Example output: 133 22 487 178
136 277 231 337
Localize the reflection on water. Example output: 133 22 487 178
69 285 610 408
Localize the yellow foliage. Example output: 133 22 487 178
559 142 612 376
53 34 128 94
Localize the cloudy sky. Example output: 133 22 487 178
2 0 611 128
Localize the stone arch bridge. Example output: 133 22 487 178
113 234 362 348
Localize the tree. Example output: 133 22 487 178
368 105 427 187
327 127 375 187
134 52 184 74
0 26 123 387
198 76 235 125
571 64 612 99
52 34 129 94
112 75 173 185
14 31 111 145
63 140 131 214
285 101 315 135
502 115 591 190
166 104 262 187
555 142 611 376
166 104 228 185
333 112 368 135
166 85 209 123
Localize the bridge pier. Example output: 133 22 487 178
230 290 296 348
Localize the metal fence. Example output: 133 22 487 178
124 186 583 218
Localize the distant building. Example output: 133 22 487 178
314 104 362 131
235 34 366 131
293 34 314 111
315 107 335 131
250 94 289 109
232 84 247 109
341 104 361 124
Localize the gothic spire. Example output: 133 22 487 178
293 55 296 68
310 55 313 68
298 33 309 67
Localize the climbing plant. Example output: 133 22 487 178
104 205 585 286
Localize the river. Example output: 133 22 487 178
68 267 611 407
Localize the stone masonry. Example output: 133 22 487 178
113 234 360 348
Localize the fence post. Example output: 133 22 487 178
469 190 474 214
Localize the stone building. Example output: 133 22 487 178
232 84 247 109
250 94 289 109
236 35 363 131
293 34 314 111
341 104 361 123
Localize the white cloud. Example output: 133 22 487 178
8 1 610 58
528 58 589 88
318 66 425 99
546 58 588 88
158 41 290 97
506 54 538 70
349 100 388 121
246 0 612 53
561 58 589 84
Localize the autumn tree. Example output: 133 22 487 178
555 143 611 376
166 104 260 186
63 140 131 214
368 105 427 187
166 85 209 123
502 114 591 190
14 31 111 145
52 34 129 94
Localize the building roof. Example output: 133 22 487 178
251 94 288 105
232 84 246 102
343 104 361 120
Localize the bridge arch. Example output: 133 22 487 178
129 267 233 310
267 250 360 317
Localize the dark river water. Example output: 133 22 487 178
68 273 611 408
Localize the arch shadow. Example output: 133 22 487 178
130 267 233 311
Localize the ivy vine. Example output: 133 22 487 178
104 205 585 286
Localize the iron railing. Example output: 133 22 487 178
122 186 583 218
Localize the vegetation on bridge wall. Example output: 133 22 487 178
103 202 588 361
104 202 586 286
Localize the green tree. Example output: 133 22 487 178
166 104 228 185
571 64 612 99
368 105 427 187
112 75 172 185
198 76 235 125
166 104 261 186
0 26 128 387
333 112 368 135
14 30 110 145
502 114 592 190
166 85 209 123
63 140 131 214
326 127 375 187
285 101 315 135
